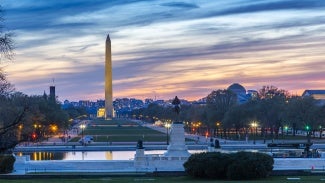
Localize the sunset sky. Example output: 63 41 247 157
1 0 325 101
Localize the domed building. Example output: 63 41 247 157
227 83 250 104
227 83 246 95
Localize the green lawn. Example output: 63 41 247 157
70 119 168 142
85 126 164 135
91 119 139 125
72 119 321 143
207 133 322 142
1 176 325 183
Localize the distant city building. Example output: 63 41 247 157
228 83 246 95
302 90 325 105
97 100 105 108
144 98 154 106
70 102 79 107
154 100 165 106
113 98 144 118
64 99 70 105
247 90 258 100
49 85 55 101
79 100 91 107
192 97 206 105
227 83 251 104
179 99 191 106
62 99 72 109
97 108 106 118
64 83 262 119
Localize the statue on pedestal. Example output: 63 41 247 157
164 96 190 157
172 96 181 116
137 139 143 149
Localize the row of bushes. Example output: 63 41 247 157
183 151 274 180
0 154 15 174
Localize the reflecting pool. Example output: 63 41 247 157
15 150 206 161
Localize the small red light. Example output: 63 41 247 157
32 132 37 139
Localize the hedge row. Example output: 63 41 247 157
183 151 274 180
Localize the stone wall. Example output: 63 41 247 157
14 154 325 174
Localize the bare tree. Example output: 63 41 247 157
206 89 237 137
258 85 289 99
0 6 14 95
0 71 14 95
0 6 14 61
0 5 20 155
0 106 27 153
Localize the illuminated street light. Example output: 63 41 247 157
216 122 220 137
165 123 171 145
80 123 86 145
50 124 58 133
18 124 23 141
251 121 258 145
284 125 289 135
305 124 311 144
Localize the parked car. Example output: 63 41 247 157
79 135 94 145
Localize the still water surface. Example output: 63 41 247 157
16 150 205 161
16 149 308 161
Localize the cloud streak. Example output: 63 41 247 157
2 0 325 101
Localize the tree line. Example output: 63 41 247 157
0 7 86 153
131 86 325 140
0 73 89 153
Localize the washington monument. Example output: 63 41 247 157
105 34 113 119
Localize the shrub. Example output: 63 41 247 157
184 152 233 179
183 151 273 180
204 152 232 179
227 151 274 180
0 154 16 174
183 152 208 178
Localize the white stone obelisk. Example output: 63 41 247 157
105 34 113 119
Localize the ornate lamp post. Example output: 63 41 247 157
216 122 220 137
284 125 289 138
165 122 171 145
80 123 86 145
305 124 311 144
251 121 258 145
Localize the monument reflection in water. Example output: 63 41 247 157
16 151 131 161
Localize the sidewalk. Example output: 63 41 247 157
136 120 243 145
43 120 90 145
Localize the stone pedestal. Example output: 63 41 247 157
164 122 190 157
135 148 145 157
134 148 146 170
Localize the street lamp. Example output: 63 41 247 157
319 125 322 139
305 124 311 144
80 123 86 145
18 124 23 141
251 121 258 145
216 122 220 137
284 125 289 136
50 124 58 134
165 123 171 145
